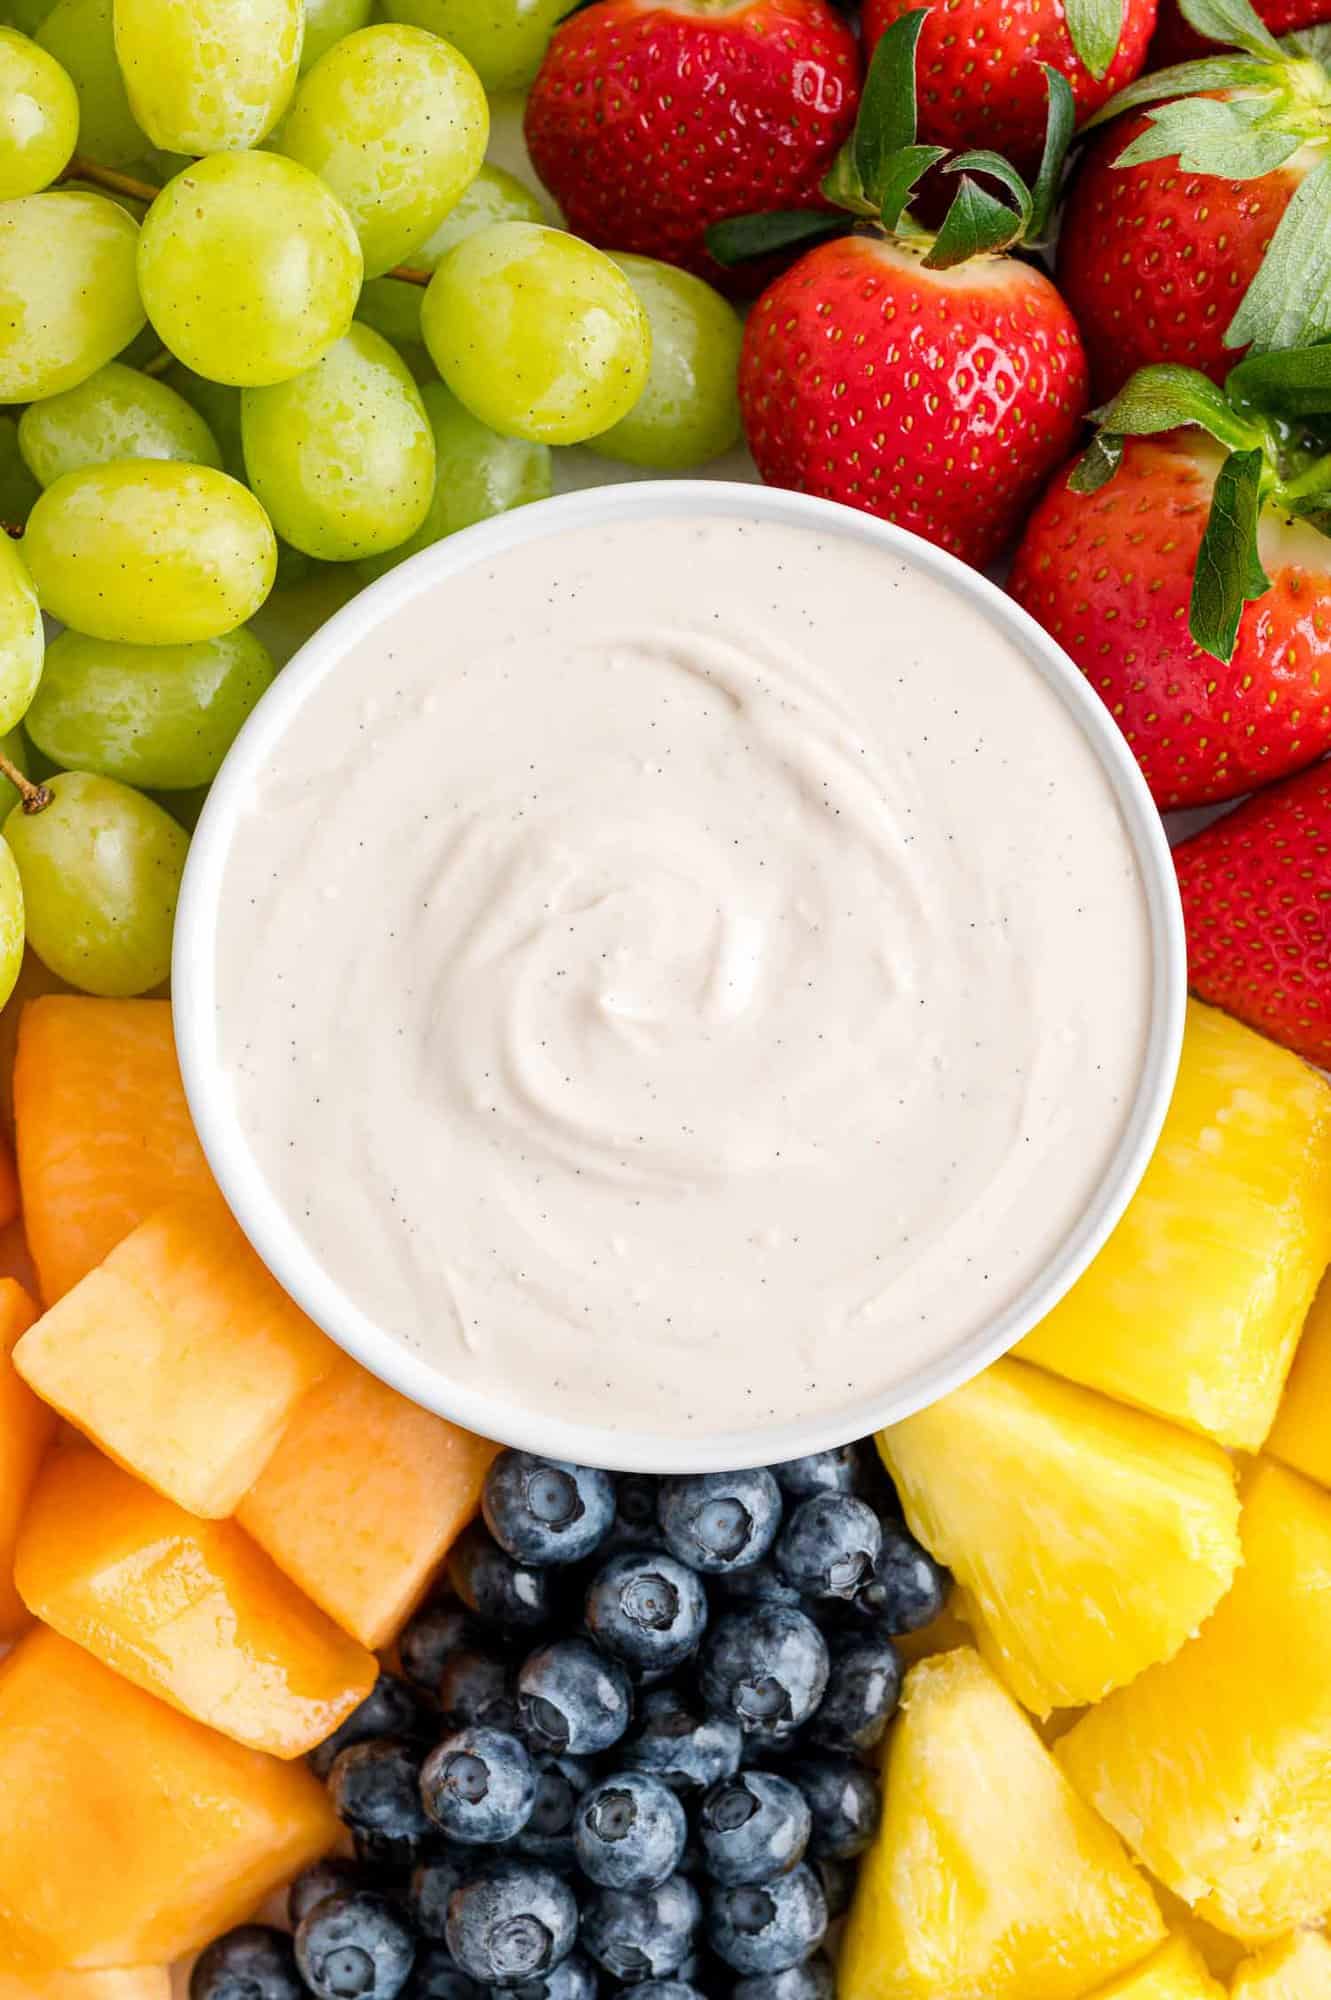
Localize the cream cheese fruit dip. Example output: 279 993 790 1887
212 509 1155 1439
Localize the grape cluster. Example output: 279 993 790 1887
0 0 747 1006
192 1444 949 2000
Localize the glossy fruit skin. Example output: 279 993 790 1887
1009 435 1331 810
384 0 569 92
706 1864 827 1976
806 1624 901 1753
864 0 1156 175
658 1470 783 1575
484 1452 617 1567
774 1494 882 1602
113 0 303 153
1057 111 1304 400
1151 0 1331 62
294 1890 417 2000
516 1635 633 1756
189 1924 303 2000
740 235 1089 569
451 1521 560 1632
18 363 222 487
619 1685 744 1795
445 1860 579 1987
289 1857 372 1928
308 1672 434 1780
573 1771 688 1889
581 1874 702 1984
329 1738 435 1851
0 190 144 404
585 1549 710 1671
0 27 78 199
699 1605 830 1745
420 1725 538 1844
697 1772 812 1886
1175 760 1331 1065
0 535 43 736
524 0 861 286
771 1448 858 1500
733 1955 835 2000
854 1521 949 1633
589 255 744 471
786 1752 880 1860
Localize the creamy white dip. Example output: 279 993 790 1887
215 512 1153 1436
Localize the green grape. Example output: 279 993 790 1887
0 27 77 199
361 379 549 579
138 152 364 388
0 726 30 822
0 191 145 404
0 416 39 527
301 0 373 68
422 222 651 445
113 0 303 154
163 363 245 480
588 255 743 470
358 163 546 348
37 0 147 170
0 834 22 1013
4 0 56 32
26 626 275 788
383 0 564 92
6 770 186 996
241 322 434 561
24 461 277 644
18 363 222 488
278 24 488 278
0 535 42 733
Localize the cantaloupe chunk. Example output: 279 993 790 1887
13 997 213 1304
0 1969 171 2000
0 1277 49 1637
0 1626 337 1971
1083 1937 1225 1999
15 1447 377 1756
14 1195 335 1516
1230 1931 1331 1998
1267 1273 1331 1491
1059 1460 1331 1942
879 1360 1242 1716
237 1351 497 1649
1018 1002 1331 1450
0 1135 18 1236
839 1648 1165 2000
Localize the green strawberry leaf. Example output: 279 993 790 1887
1029 68 1077 240
1112 94 1301 178
1226 155 1331 350
876 144 949 229
1069 432 1126 492
1082 54 1283 130
1095 362 1267 447
1189 446 1272 661
705 210 848 266
1287 22 1331 60
923 176 1027 267
1064 0 1126 80
941 149 1034 231
855 10 928 208
1179 0 1284 56
1227 340 1331 414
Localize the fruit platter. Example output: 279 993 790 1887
5 0 1331 1995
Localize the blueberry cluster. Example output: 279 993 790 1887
191 1443 947 2000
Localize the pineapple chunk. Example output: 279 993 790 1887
892 1586 972 1667
1059 1460 1331 1941
1084 1937 1225 1998
0 1974 170 2000
1147 1881 1247 1981
1018 1001 1331 1450
839 1648 1165 2000
878 1359 1241 1716
1230 1931 1331 1998
1268 1273 1331 1491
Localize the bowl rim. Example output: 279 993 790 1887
173 477 1187 1472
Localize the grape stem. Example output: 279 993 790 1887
63 157 434 286
0 524 20 541
0 753 50 816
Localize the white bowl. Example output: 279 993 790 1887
173 479 1186 1472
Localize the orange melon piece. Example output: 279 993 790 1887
0 1276 50 1637
13 1195 335 1517
13 997 213 1304
1268 1272 1331 1492
0 1626 337 1972
238 1351 497 1649
15 1447 377 1756
0 1970 172 2000
1230 1931 1331 1998
0 1135 18 1235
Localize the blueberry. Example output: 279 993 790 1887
421 1726 537 1845
787 1753 881 1860
632 1987 705 2000
657 1471 782 1574
400 1600 483 1690
402 1944 481 1998
440 1649 520 1734
706 1866 827 1977
449 1522 560 1632
290 1858 373 1929
295 1891 417 2000
713 1563 804 1613
585 1550 709 1671
770 1448 858 1500
697 1772 811 1886
853 1445 903 1519
698 1607 829 1744
573 1770 687 1890
511 1752 593 1868
483 1453 616 1567
445 1860 578 1988
773 1494 882 1603
732 1951 836 1999
190 1924 301 2000
605 1472 662 1552
410 1851 474 1938
853 1523 948 1634
498 1952 598 2000
310 1674 434 1779
806 1625 901 1754
581 1875 700 1984
517 1636 632 1756
330 1738 435 1851
620 1685 742 1796
811 1857 853 1921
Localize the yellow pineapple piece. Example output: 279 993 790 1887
839 1647 1165 2000
892 1586 972 1666
1147 1881 1247 1981
1230 1931 1331 1998
1059 1460 1331 1942
0 1973 170 2000
1085 1936 1225 1998
1268 1273 1331 1491
1018 1001 1331 1450
878 1359 1241 1716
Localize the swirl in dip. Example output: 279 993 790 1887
214 511 1154 1436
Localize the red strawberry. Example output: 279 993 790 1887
1174 759 1331 1065
863 0 1158 175
1009 433 1331 809
739 235 1089 567
1152 0 1331 65
523 0 861 284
